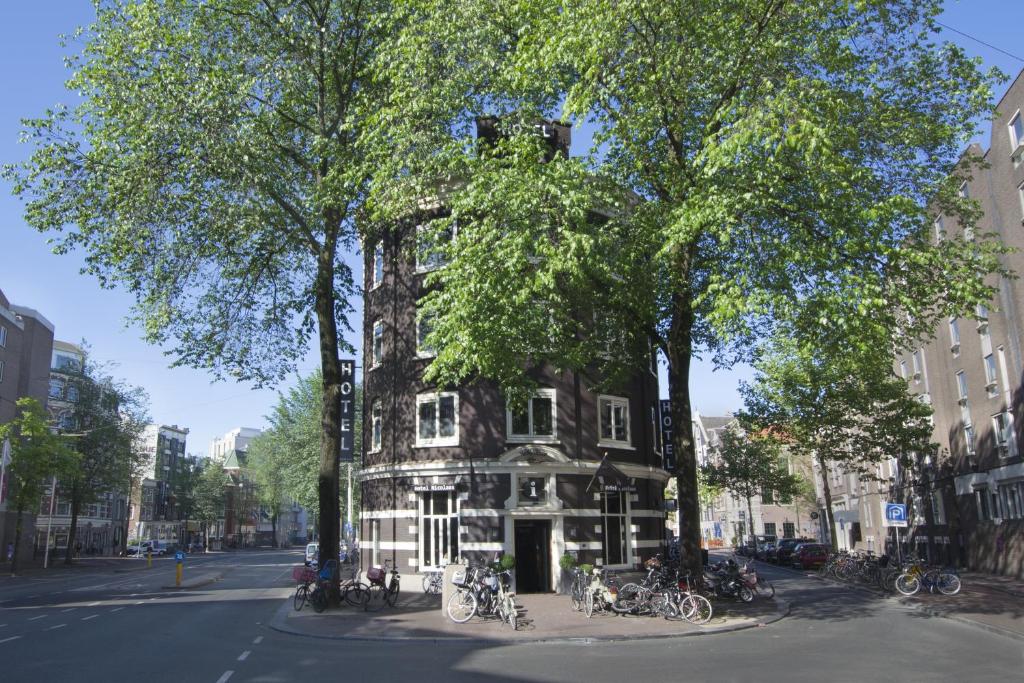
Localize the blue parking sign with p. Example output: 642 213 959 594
885 503 908 527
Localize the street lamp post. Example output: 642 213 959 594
42 476 57 569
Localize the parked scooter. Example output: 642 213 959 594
704 559 754 602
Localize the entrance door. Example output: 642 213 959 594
514 519 551 593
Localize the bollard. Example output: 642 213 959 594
147 548 153 568
176 561 183 587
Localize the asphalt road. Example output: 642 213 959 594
0 551 1020 683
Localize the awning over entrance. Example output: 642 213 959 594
586 455 637 493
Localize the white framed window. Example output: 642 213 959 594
984 354 998 394
993 411 1015 457
370 519 380 568
999 483 1022 520
0 325 6 348
964 424 976 455
419 490 459 568
416 220 456 273
0 359 4 383
956 371 968 401
1009 110 1024 152
598 395 631 447
372 241 384 289
975 487 990 521
371 319 383 367
899 360 908 380
416 392 459 447
912 349 923 382
958 182 969 199
48 378 64 400
416 305 436 358
948 318 960 355
370 400 382 452
976 303 989 333
506 389 556 442
601 491 629 567
1017 181 1024 221
933 216 945 242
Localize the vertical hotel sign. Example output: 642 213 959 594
339 359 356 463
659 400 675 472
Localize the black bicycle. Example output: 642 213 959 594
365 559 401 611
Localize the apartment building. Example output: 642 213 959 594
129 423 190 545
894 69 1024 578
0 288 55 559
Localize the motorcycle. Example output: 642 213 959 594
704 560 754 603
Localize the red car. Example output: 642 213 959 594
791 543 828 569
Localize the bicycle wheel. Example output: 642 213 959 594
293 584 309 611
343 581 370 608
583 588 594 618
364 584 387 611
737 585 754 603
681 594 713 625
936 572 962 596
652 592 680 620
502 594 518 630
611 582 641 614
310 585 328 613
422 574 433 594
386 576 401 607
757 578 775 599
446 589 477 623
570 577 584 611
894 573 920 596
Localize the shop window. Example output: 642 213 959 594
602 491 628 567
420 491 459 568
416 392 459 447
506 389 556 442
598 395 630 446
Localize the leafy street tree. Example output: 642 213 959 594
247 433 287 547
191 458 229 552
376 0 1007 577
0 399 77 574
702 424 800 553
6 1 390 593
61 354 149 564
741 336 936 551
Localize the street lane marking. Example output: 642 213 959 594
0 636 21 644
28 615 48 621
135 601 144 605
61 608 75 613
215 671 234 683
87 602 100 607
110 607 124 612
252 636 263 644
81 614 98 621
47 624 66 631
237 651 250 661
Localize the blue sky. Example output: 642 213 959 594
2 2 1022 456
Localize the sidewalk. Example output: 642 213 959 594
271 590 790 643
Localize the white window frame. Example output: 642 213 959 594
601 490 631 569
416 305 436 359
415 220 456 273
506 389 557 443
933 216 945 242
899 360 908 380
993 411 1016 458
418 490 460 568
371 241 384 289
1017 180 1024 223
0 325 6 348
976 303 989 333
983 354 998 393
964 424 976 456
371 319 383 368
1009 110 1024 153
0 359 4 384
948 317 960 355
598 394 632 448
415 391 459 447
912 349 923 383
958 182 969 199
370 400 382 453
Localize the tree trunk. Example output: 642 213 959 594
666 308 702 580
817 454 838 551
314 243 342 605
10 504 25 575
746 495 756 555
271 512 278 548
65 489 82 565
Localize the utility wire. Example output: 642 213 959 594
935 20 1024 64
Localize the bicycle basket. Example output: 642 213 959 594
644 557 662 569
367 566 385 583
451 569 469 587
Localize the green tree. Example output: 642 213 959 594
0 399 77 574
247 433 287 547
6 1 392 591
192 458 229 552
375 0 1006 577
741 337 936 551
702 424 799 553
61 353 149 565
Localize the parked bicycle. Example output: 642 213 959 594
365 559 401 610
447 565 518 629
422 565 445 594
292 565 318 611
895 559 962 596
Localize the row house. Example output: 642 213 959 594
895 69 1024 578
359 121 670 593
130 423 191 546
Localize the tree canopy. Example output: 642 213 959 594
372 0 1007 575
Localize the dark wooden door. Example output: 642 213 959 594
514 520 551 592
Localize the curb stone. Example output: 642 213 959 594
267 597 791 644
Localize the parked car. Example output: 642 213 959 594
774 538 816 565
127 540 167 556
791 543 829 569
755 542 776 562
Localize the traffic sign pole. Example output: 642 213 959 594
175 550 184 587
